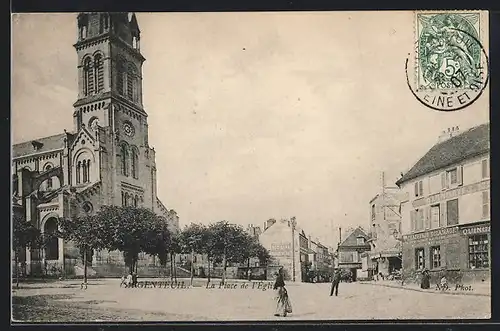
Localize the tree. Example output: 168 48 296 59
179 223 207 285
200 225 216 285
167 233 181 282
209 221 250 284
238 235 271 279
58 214 111 285
95 205 166 274
12 215 42 288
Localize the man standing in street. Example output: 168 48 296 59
330 267 341 296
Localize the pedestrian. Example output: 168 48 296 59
420 268 430 289
330 267 341 296
120 275 126 287
273 267 293 317
132 272 138 287
248 269 252 281
439 275 448 290
125 272 133 288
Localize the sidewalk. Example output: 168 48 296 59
359 280 491 297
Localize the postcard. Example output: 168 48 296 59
11 11 490 321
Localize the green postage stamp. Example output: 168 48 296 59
407 11 489 111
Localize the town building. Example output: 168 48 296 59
337 227 371 281
363 184 404 279
259 218 305 282
396 124 490 284
12 13 179 277
307 237 333 282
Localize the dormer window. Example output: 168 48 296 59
357 237 365 245
32 141 44 151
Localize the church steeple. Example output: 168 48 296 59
73 12 146 115
76 12 141 48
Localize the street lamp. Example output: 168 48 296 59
290 217 297 282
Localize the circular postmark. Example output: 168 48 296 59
406 13 489 111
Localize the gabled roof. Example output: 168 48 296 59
13 133 67 158
339 227 370 248
396 123 489 186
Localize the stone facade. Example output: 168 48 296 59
397 124 490 284
258 219 303 282
12 13 179 277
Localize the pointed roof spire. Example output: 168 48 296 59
129 13 141 34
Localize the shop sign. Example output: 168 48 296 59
461 225 490 236
269 242 292 259
412 180 489 208
403 226 459 241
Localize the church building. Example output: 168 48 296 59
12 13 179 276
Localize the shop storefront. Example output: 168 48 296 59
402 221 490 284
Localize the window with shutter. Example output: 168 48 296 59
446 199 459 225
410 210 416 232
457 165 463 186
431 205 440 229
441 172 446 190
414 182 419 197
448 168 458 185
482 159 489 179
415 209 424 230
482 191 490 218
440 202 447 225
425 207 431 229
419 181 423 196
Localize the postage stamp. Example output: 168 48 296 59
406 11 489 111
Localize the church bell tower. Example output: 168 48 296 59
72 12 157 209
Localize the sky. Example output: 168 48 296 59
11 12 489 248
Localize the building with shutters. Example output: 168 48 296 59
337 227 371 281
12 13 180 277
396 123 490 284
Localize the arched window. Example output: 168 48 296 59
44 164 53 189
81 25 88 40
76 161 81 184
104 14 109 30
83 57 94 96
127 63 137 101
134 195 138 207
116 58 126 96
120 143 129 176
132 36 140 50
99 16 104 34
94 54 104 93
131 147 139 179
82 160 88 183
44 218 59 260
83 159 91 183
124 192 129 207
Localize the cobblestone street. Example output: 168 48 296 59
12 279 491 321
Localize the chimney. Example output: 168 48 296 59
437 126 461 143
